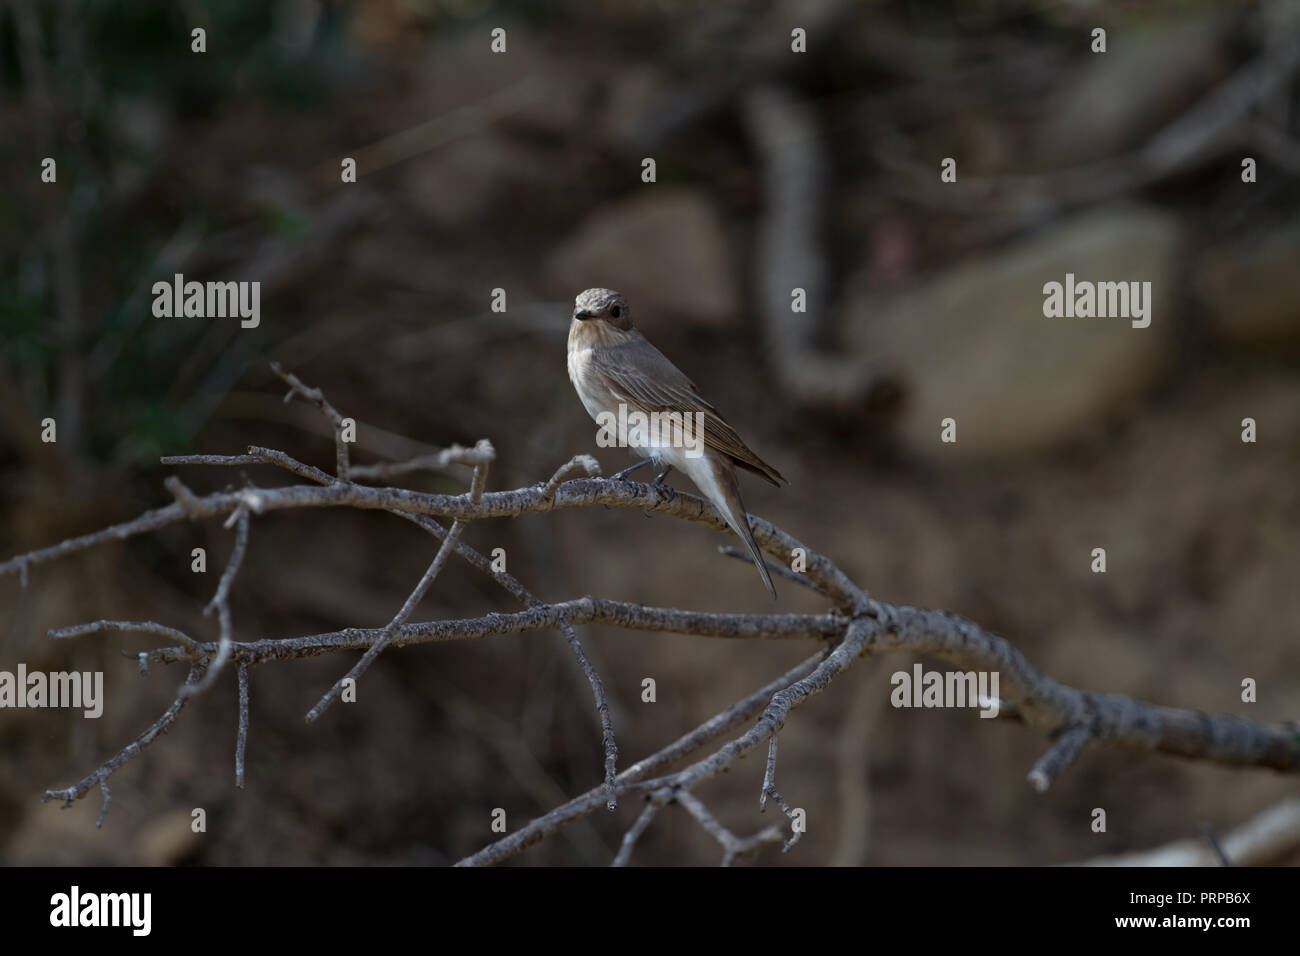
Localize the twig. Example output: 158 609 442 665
42 662 207 823
136 601 841 667
1027 725 1093 793
161 454 264 467
1199 822 1233 867
304 516 467 723
235 661 250 790
459 651 827 866
557 616 619 810
676 788 785 866
49 619 201 655
1076 797 1300 867
540 454 601 501
271 361 351 480
760 734 803 850
306 440 492 722
718 544 824 595
611 793 669 867
181 507 250 697
347 445 496 481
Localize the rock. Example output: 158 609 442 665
1196 228 1300 348
548 188 739 328
843 206 1182 459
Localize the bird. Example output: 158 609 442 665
566 287 786 597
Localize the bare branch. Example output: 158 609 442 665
347 444 496 481
611 796 666 867
182 506 250 697
304 516 468 723
1076 797 1300 867
459 651 827 866
718 544 825 595
12 365 1300 863
676 789 785 866
161 454 264 467
1199 822 1232 867
2 475 868 605
135 601 840 667
42 662 207 823
49 619 201 654
305 440 492 721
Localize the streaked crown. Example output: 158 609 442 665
573 288 631 329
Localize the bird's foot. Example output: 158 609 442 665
650 466 675 505
652 478 676 505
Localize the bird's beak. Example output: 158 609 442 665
573 310 595 320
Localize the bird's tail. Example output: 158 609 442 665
709 459 777 599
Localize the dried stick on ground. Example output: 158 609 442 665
1074 797 1300 867
4 367 1299 865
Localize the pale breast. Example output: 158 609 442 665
567 346 617 423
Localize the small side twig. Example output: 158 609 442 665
347 444 496 481
181 507 250 697
161 454 263 467
1027 725 1092 793
1199 822 1233 867
304 443 492 722
759 735 801 850
271 361 351 480
49 619 201 655
42 662 207 824
611 792 670 867
718 544 825 595
541 454 601 501
304 519 467 723
235 661 250 790
676 788 784 866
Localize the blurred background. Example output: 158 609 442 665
1 0 1298 866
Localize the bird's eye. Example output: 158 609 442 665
610 305 622 318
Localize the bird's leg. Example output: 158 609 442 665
611 456 655 482
652 466 675 503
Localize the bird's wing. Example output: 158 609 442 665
589 336 785 486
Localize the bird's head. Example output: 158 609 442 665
572 288 633 331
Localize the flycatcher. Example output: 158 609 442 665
567 288 786 597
